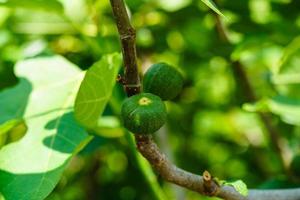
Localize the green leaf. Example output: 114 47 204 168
0 56 91 200
200 0 225 18
224 180 248 196
244 96 300 125
156 0 192 12
272 36 300 84
0 78 31 140
0 78 32 124
242 99 269 113
277 36 300 74
272 74 300 84
0 120 27 149
267 96 300 125
0 119 23 136
92 116 124 138
0 0 64 13
74 53 122 129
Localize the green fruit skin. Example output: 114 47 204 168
121 93 167 134
143 63 184 101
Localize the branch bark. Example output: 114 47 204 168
135 135 247 200
109 0 300 200
110 0 140 96
135 135 300 200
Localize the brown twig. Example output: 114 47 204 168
109 0 300 199
135 135 246 200
203 171 219 196
110 0 141 96
135 134 300 200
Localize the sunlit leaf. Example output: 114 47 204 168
0 56 92 200
92 116 123 138
156 0 192 12
74 53 122 129
0 119 23 136
249 0 271 24
267 96 300 125
272 74 300 84
224 180 248 196
244 96 300 125
200 0 225 18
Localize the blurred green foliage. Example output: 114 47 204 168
0 0 300 199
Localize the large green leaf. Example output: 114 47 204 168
74 53 122 129
0 56 92 200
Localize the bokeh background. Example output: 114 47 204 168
0 0 300 199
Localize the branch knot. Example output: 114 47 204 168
203 171 220 196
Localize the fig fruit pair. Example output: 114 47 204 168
121 63 183 134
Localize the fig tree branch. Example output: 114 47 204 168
135 135 247 200
110 0 141 96
109 0 300 199
135 135 300 200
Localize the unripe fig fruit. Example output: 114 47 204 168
121 93 167 134
143 63 183 100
